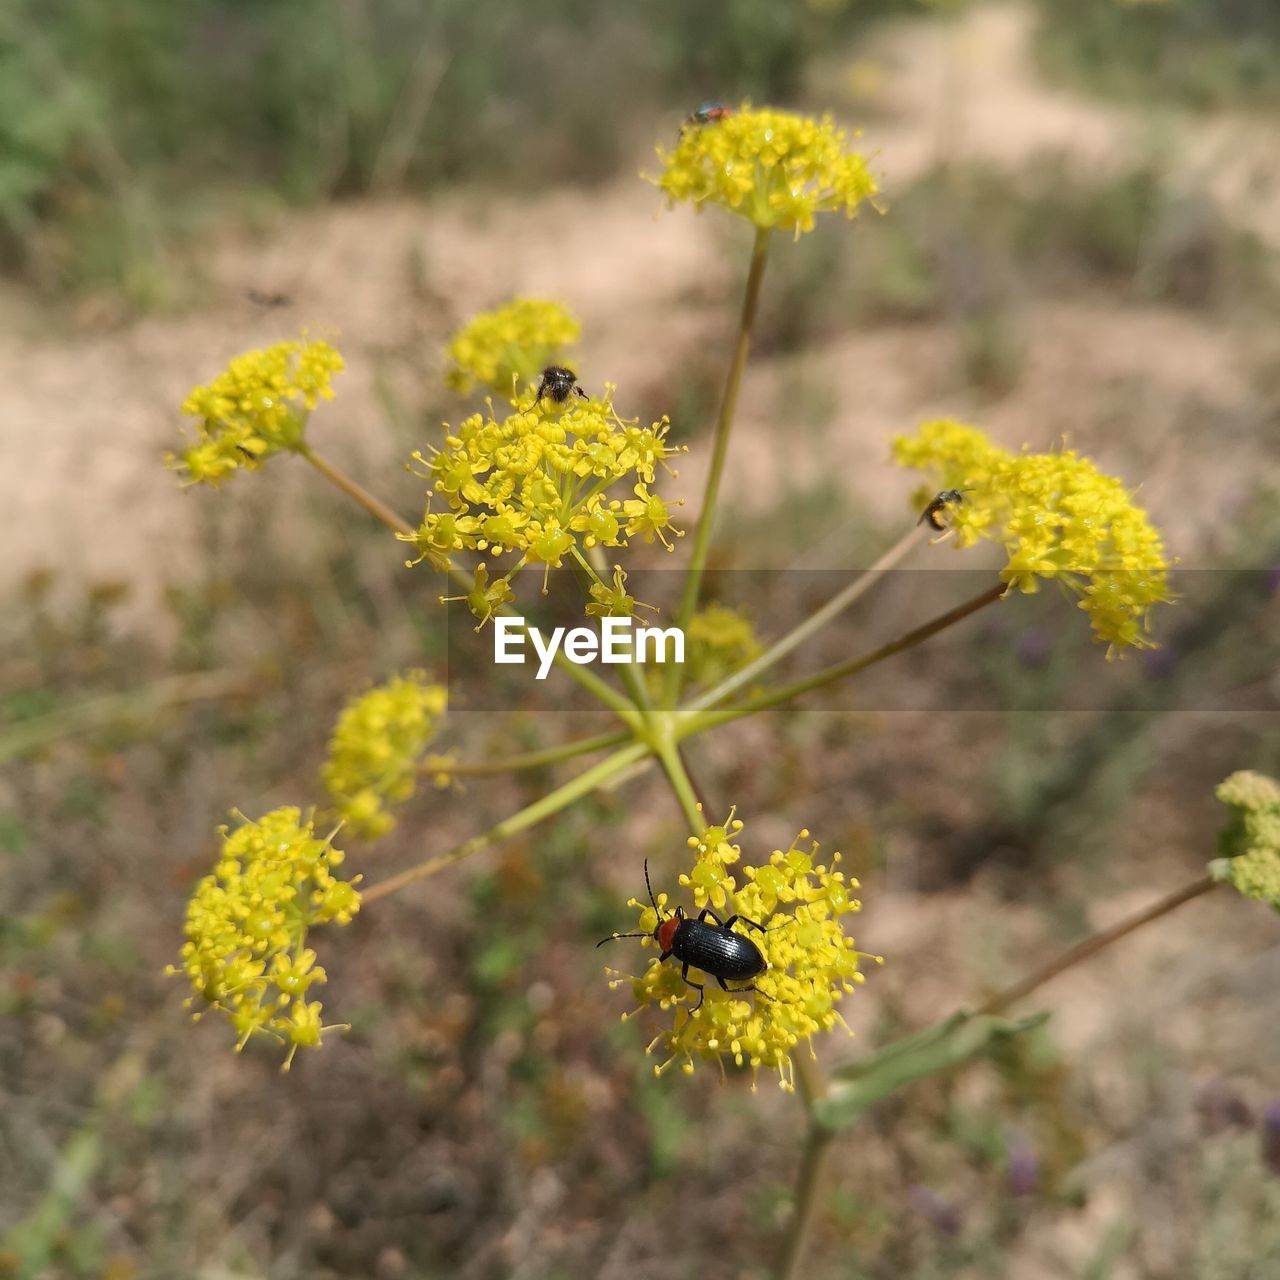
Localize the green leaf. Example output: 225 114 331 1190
812 1010 1050 1133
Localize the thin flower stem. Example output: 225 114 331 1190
685 523 930 716
298 444 416 537
776 1129 834 1280
585 546 656 721
664 226 772 706
681 581 1007 736
975 873 1218 1018
420 730 631 777
653 738 706 835
362 740 651 905
299 445 641 726
0 670 251 763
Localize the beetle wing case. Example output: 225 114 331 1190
674 919 765 982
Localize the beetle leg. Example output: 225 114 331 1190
719 978 775 1003
680 962 705 1012
722 913 767 934
695 907 726 927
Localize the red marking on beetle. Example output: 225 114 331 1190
656 916 681 951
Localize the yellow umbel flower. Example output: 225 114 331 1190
320 672 448 839
605 812 875 1091
686 604 763 688
651 105 878 237
402 389 682 620
1210 770 1280 910
170 807 361 1068
894 419 1173 652
169 338 344 487
445 298 581 395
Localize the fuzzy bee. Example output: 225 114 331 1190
531 366 587 406
918 488 971 532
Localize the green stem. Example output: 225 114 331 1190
778 1053 835 1280
685 523 929 716
0 670 250 764
298 444 416 537
975 872 1218 1017
363 740 650 905
420 729 631 777
584 545 655 721
652 733 705 835
681 581 1006 737
664 226 772 705
299 445 641 726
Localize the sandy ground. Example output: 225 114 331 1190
2 3 1276 610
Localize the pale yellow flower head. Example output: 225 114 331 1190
445 298 582 396
170 338 344 486
606 811 875 1091
893 419 1173 652
320 671 448 839
651 105 878 237
170 807 361 1068
685 604 763 688
1210 770 1280 910
402 388 683 620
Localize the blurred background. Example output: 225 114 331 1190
2 1 1279 1277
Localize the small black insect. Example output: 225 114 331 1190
682 101 735 133
597 860 771 1012
532 365 587 406
918 488 971 532
246 289 292 309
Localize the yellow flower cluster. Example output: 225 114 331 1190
651 105 878 236
320 672 448 839
402 391 682 621
1210 770 1280 910
445 298 581 395
893 420 1173 651
171 807 361 1068
170 338 345 486
610 813 873 1090
685 604 763 688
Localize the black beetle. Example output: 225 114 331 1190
597 860 771 1011
531 365 587 406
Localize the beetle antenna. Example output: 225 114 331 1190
644 858 663 920
596 932 651 948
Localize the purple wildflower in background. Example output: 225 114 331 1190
1005 1130 1039 1196
1016 627 1053 669
1262 1101 1280 1177
1194 1077 1254 1134
906 1185 963 1237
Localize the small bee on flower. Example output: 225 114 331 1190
531 365 588 406
918 488 971 533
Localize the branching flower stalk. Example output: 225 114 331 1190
665 225 771 706
164 102 1201 1280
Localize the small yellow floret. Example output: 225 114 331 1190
650 105 878 237
320 672 448 839
607 811 874 1090
685 604 763 688
169 338 344 487
445 298 582 395
402 389 682 619
1210 770 1280 910
894 419 1173 652
170 807 360 1067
